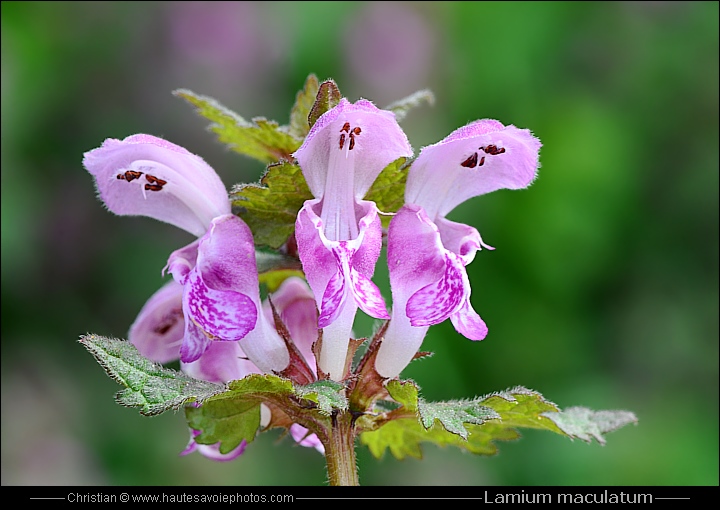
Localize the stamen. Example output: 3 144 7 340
341 122 351 133
461 153 478 168
116 170 144 181
339 133 346 150
144 174 167 192
480 144 505 156
478 156 485 167
349 133 356 151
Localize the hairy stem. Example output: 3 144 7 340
324 410 359 486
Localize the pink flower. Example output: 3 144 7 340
83 135 289 370
375 120 541 379
293 98 413 380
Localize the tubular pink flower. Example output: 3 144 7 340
83 134 230 237
84 135 288 371
376 120 541 379
294 98 413 380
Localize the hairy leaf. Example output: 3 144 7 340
295 380 348 415
418 400 500 440
542 406 638 445
79 334 224 416
174 89 300 164
184 374 295 453
364 157 411 228
289 74 320 139
384 89 435 122
361 384 636 460
308 79 342 129
230 160 313 249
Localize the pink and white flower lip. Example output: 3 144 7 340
83 134 230 238
166 214 290 371
376 119 541 379
293 98 413 381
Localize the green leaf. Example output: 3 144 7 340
384 89 435 122
288 74 320 139
184 374 295 454
173 89 301 164
385 379 420 410
361 385 636 460
308 79 342 129
542 406 638 445
185 395 261 454
230 160 313 248
295 380 348 415
79 334 224 416
364 156 411 228
418 400 500 440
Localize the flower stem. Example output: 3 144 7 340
324 410 359 486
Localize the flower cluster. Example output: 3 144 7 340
83 95 540 460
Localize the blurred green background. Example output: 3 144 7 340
2 1 717 486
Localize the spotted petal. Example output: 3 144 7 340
405 119 541 220
83 134 230 237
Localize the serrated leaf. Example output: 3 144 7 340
184 374 295 454
418 399 500 439
295 380 348 415
385 379 420 410
479 386 562 432
174 89 300 164
364 156 410 228
288 74 320 139
360 417 519 460
384 89 435 122
542 406 638 445
308 79 342 128
230 160 313 248
79 334 224 416
362 384 636 460
185 396 261 454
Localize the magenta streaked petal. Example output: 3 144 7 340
450 299 488 341
179 315 212 364
405 119 541 220
83 134 231 237
290 424 325 454
128 279 185 364
349 268 390 319
295 200 338 309
294 98 413 201
406 250 467 326
184 268 257 342
318 268 347 328
181 340 259 384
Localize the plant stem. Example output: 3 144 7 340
324 410 359 486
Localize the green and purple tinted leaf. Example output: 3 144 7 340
307 79 343 129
